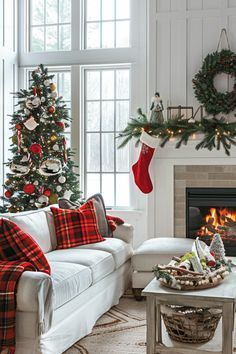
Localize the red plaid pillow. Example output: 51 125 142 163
51 200 105 249
0 218 51 275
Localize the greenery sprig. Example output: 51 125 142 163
117 109 236 156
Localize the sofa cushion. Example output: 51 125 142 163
132 238 194 271
51 201 105 249
46 249 115 283
50 262 92 309
6 210 52 253
78 238 133 269
17 262 92 311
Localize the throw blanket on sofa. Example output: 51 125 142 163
0 218 51 354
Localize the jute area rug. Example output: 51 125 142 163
64 295 236 354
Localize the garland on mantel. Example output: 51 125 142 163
117 109 236 156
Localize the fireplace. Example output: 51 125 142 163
186 188 236 256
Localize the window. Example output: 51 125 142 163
84 67 130 207
29 0 71 52
84 0 130 49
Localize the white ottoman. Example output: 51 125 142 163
132 237 194 300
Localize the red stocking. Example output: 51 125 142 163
132 131 158 194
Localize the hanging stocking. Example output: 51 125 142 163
132 131 158 194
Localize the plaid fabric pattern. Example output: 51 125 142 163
0 261 36 354
106 215 125 232
0 218 51 275
0 218 51 353
51 200 105 249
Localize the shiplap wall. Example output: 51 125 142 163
0 0 18 201
153 0 236 111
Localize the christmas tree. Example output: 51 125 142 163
1 64 82 213
210 234 226 261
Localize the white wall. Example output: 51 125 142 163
149 0 236 111
0 0 18 203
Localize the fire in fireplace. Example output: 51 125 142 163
186 188 236 256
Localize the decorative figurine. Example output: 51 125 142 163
150 92 164 124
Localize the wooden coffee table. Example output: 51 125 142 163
142 273 236 354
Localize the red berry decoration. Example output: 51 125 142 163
15 124 22 130
33 87 37 96
5 190 13 198
43 189 51 197
48 106 55 114
23 183 35 195
56 121 65 129
30 143 42 155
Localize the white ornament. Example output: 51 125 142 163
35 195 49 208
33 180 39 186
41 97 46 103
38 158 62 176
51 91 58 99
30 199 35 204
58 175 66 184
44 79 51 87
53 144 60 151
32 97 41 108
24 108 31 115
23 116 39 131
188 118 196 124
10 162 30 176
56 185 62 192
25 100 33 109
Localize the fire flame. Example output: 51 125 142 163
197 207 236 237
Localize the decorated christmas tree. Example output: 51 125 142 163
1 64 81 213
210 233 226 261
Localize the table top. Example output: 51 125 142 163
142 272 236 302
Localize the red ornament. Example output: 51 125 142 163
33 87 37 96
207 260 216 267
48 106 55 114
56 121 65 129
5 190 12 198
43 189 51 197
23 183 35 195
15 124 22 131
30 143 42 155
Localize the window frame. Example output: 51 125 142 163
81 64 131 207
18 0 147 210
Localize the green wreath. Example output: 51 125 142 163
193 49 236 116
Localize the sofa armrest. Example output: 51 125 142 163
113 223 134 245
17 271 53 334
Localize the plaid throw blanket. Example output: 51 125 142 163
0 218 51 353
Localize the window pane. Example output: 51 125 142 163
102 133 114 172
86 23 100 49
58 72 71 101
116 142 129 172
86 0 101 21
102 0 114 20
59 0 71 23
46 0 58 24
87 174 100 197
116 101 129 131
86 71 100 100
102 174 114 205
116 0 130 19
116 70 129 99
59 25 71 50
87 133 100 172
102 101 114 131
46 25 58 50
102 22 115 48
87 102 100 131
31 0 44 25
116 21 130 47
102 71 114 99
31 27 44 51
116 174 130 206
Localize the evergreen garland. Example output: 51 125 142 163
193 49 236 116
118 108 236 156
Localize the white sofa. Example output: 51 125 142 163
0 206 133 354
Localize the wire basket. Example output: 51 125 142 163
161 305 222 343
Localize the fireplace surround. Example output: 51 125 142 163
186 188 236 255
